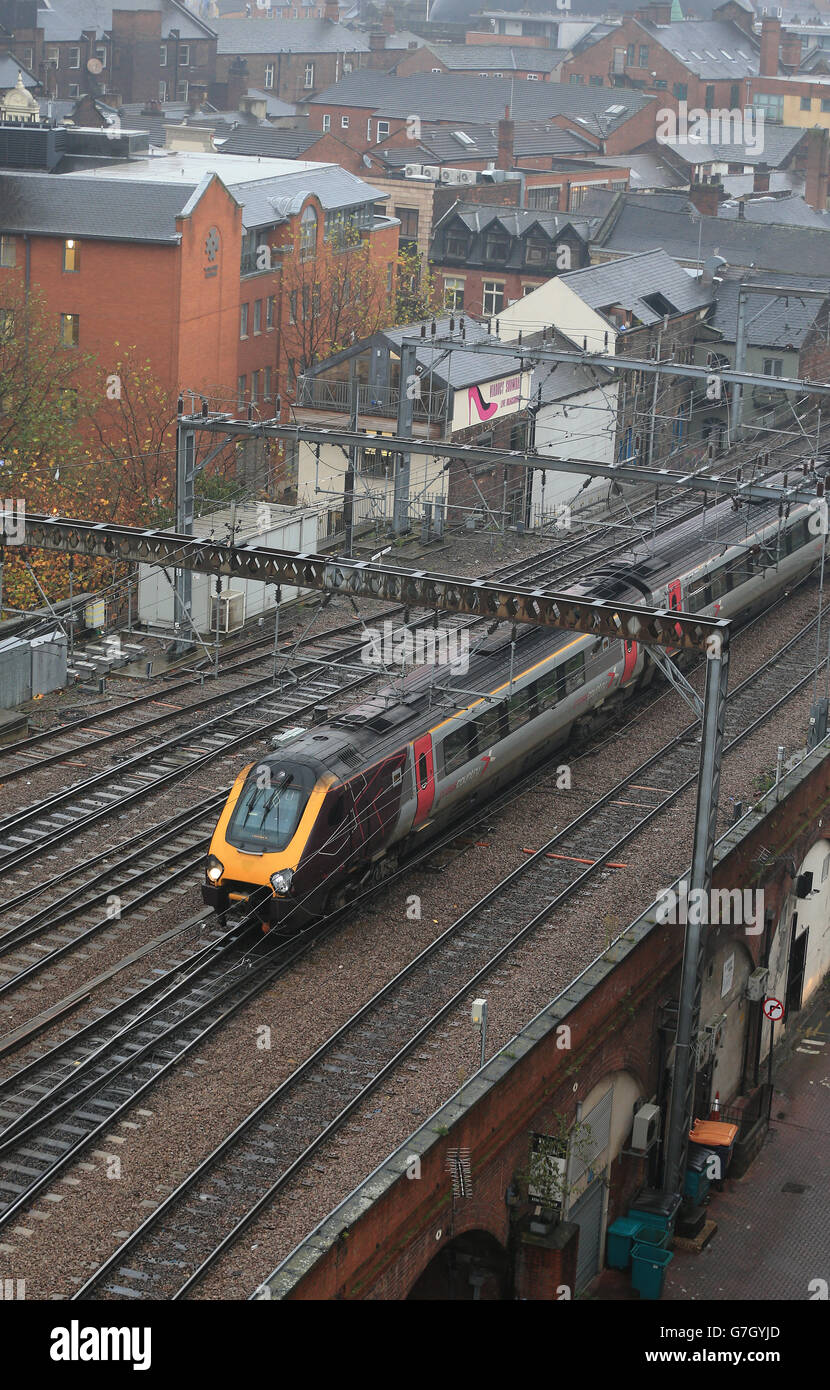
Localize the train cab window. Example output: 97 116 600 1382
418 752 429 789
508 687 536 732
327 794 345 827
443 724 473 774
472 704 505 753
558 652 585 700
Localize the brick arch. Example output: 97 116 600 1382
405 1227 509 1301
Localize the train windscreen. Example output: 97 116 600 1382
226 774 309 853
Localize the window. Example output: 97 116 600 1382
366 119 372 140
251 370 260 406
654 79 667 89
0 236 16 268
266 295 275 329
289 289 298 324
524 236 550 266
237 374 246 408
301 285 310 321
801 95 812 110
569 73 583 84
69 83 80 97
0 309 14 342
341 115 350 129
823 98 830 113
23 47 33 67
527 185 561 211
159 80 167 101
508 687 536 732
63 238 80 273
527 72 540 80
443 724 473 774
69 46 80 68
729 83 739 107
58 387 78 418
569 184 589 210
304 63 314 88
444 276 465 311
763 357 784 376
446 229 469 258
96 46 107 67
558 651 585 699
482 280 505 316
626 44 635 65
179 45 190 66
322 113 331 132
484 230 509 262
253 299 262 334
264 366 272 401
753 92 784 122
376 120 390 140
178 80 189 101
704 85 715 110
386 262 394 295
160 44 167 67
47 46 59 68
673 82 687 101
300 204 317 258
472 704 505 753
397 206 419 240
60 313 79 347
265 63 275 89
590 75 604 86
240 303 249 338
638 45 649 66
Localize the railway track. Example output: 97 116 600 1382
39 611 816 1299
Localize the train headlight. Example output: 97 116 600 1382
270 868 294 896
206 854 224 883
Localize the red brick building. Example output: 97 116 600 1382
211 12 372 107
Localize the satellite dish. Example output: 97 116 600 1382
362 154 373 167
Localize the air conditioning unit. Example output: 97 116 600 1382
746 965 770 1001
421 164 440 180
404 163 423 178
631 1102 661 1152
456 169 477 185
441 168 467 184
211 590 245 633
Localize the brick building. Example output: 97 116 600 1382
0 134 398 492
211 13 371 106
393 41 569 82
0 0 218 105
431 201 590 318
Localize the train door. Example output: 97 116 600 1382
667 579 683 639
622 639 638 684
412 734 435 827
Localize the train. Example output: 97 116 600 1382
203 482 827 931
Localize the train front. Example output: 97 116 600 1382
202 755 333 930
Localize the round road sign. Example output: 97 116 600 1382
763 997 784 1022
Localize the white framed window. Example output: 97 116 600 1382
0 236 17 268
177 79 189 101
160 44 167 67
159 80 167 101
240 303 249 338
482 280 505 317
366 118 372 140
251 369 260 405
23 47 33 67
69 47 80 69
763 357 784 376
265 63 274 89
63 238 80 272
376 119 390 141
341 114 350 129
237 374 246 408
304 62 314 88
443 276 465 311
60 313 79 347
179 44 190 66
47 46 59 68
266 295 275 329
69 83 80 98
95 45 107 67
322 113 331 131
253 299 262 334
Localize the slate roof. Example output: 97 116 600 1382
662 125 805 168
0 55 36 91
639 18 762 79
418 43 568 73
558 248 714 324
592 192 830 274
0 171 193 242
435 201 590 243
718 194 830 228
710 275 830 348
307 72 655 138
214 18 369 54
36 0 214 43
600 151 687 190
217 126 323 157
382 317 527 390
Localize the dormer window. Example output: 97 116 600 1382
484 230 509 262
446 228 470 258
524 236 550 266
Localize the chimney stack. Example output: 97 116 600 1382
324 0 339 21
369 28 385 50
688 176 722 217
753 162 770 193
382 4 396 35
804 126 830 211
497 105 514 171
759 17 781 77
780 31 802 68
737 200 745 220
227 56 249 111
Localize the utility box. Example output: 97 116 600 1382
746 966 769 1001
631 1103 661 1152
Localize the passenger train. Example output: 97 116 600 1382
203 483 827 930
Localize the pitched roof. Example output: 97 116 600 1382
435 201 589 243
592 191 830 274
216 126 324 157
307 71 655 138
710 275 830 348
661 124 805 168
0 54 36 91
0 170 195 242
419 43 568 73
36 0 214 43
381 317 527 390
718 194 830 229
639 18 762 79
213 18 369 54
558 248 714 324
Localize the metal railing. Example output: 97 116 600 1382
296 375 449 421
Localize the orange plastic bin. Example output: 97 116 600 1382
689 1119 738 1175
